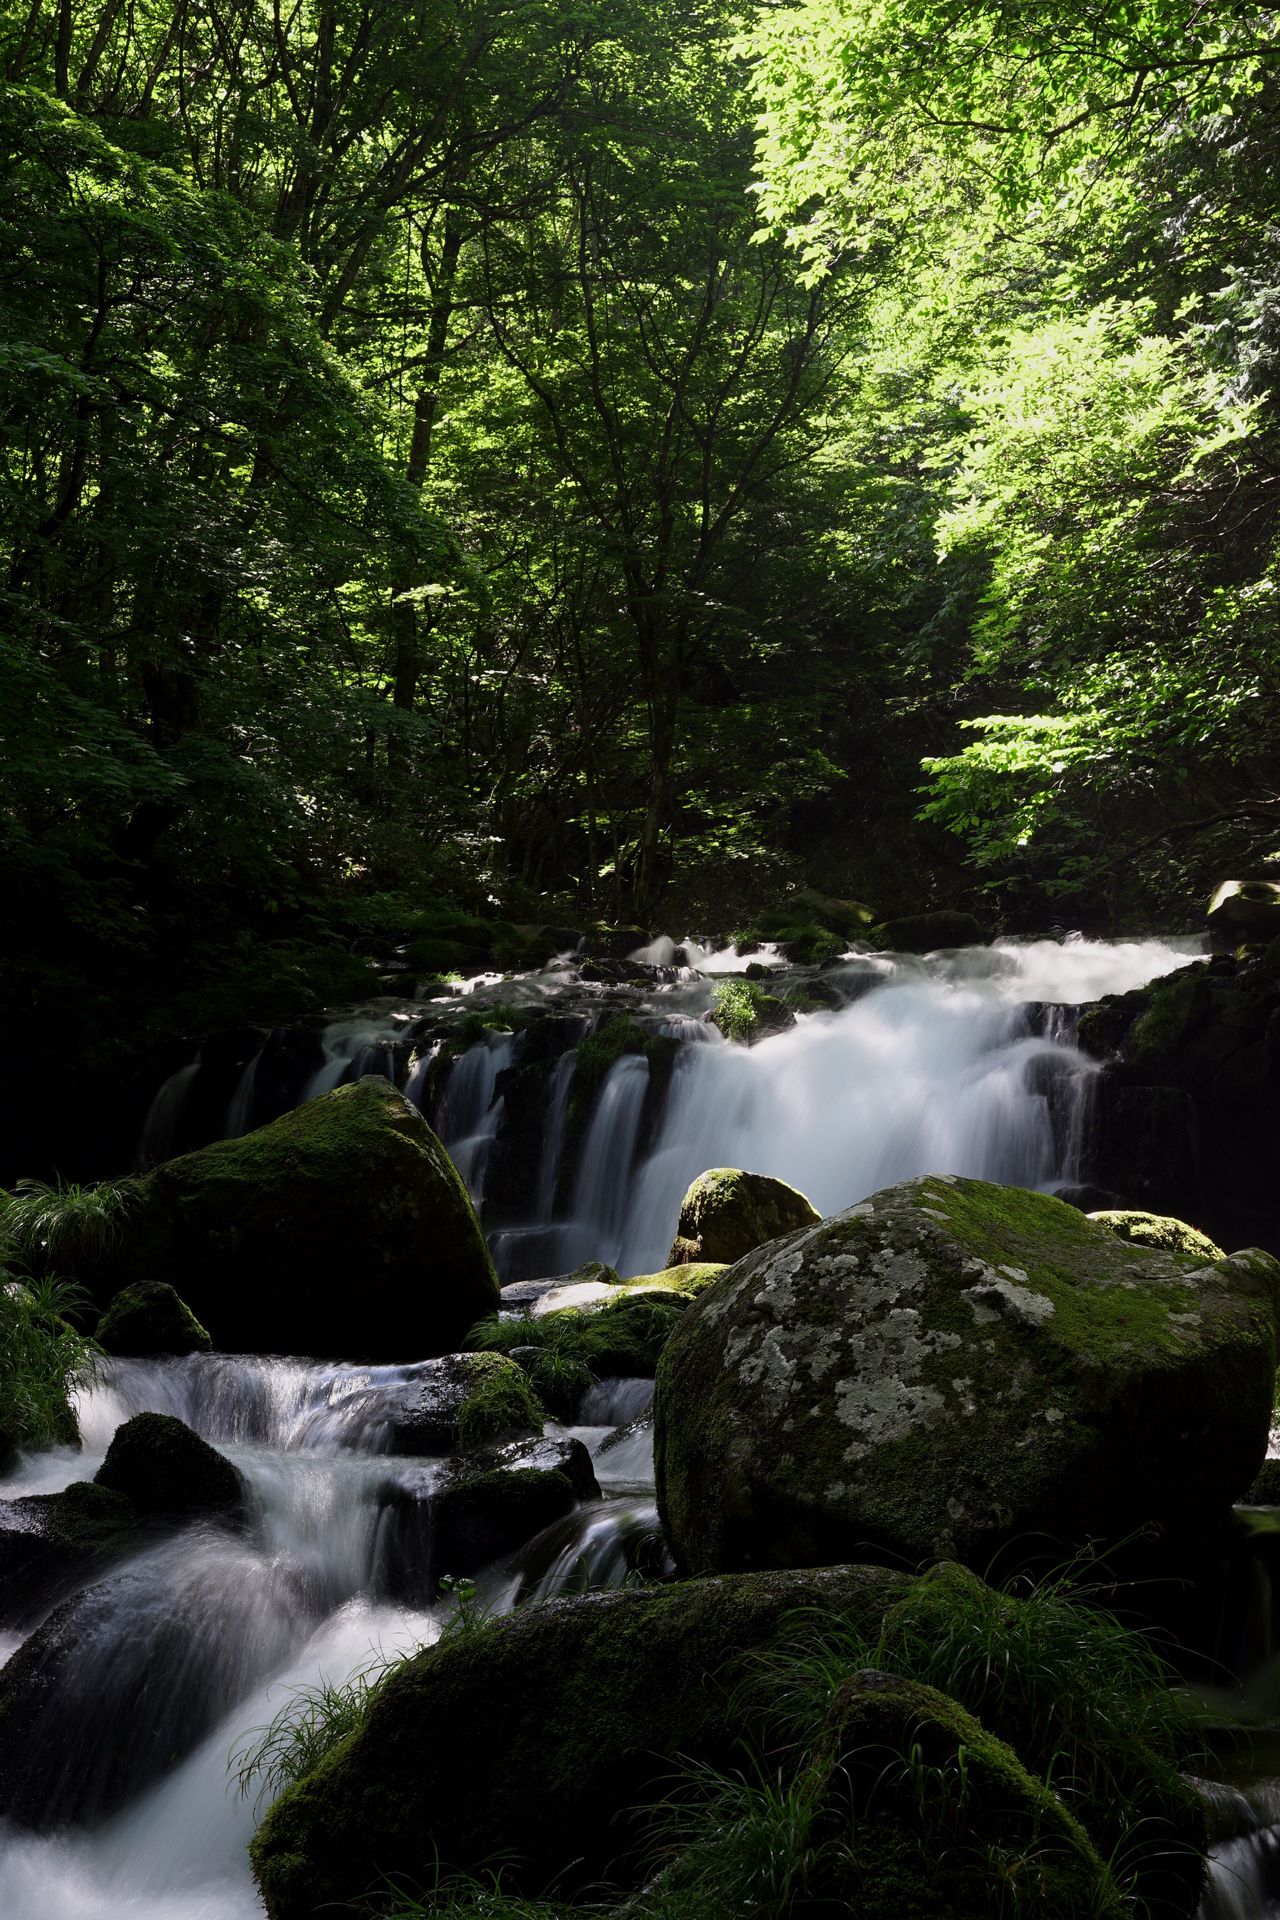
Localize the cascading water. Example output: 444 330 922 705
61 931 1232 1919
0 1352 654 1917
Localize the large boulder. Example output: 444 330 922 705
666 1167 821 1266
79 1078 499 1359
250 1563 909 1916
655 1176 1280 1576
373 1352 544 1455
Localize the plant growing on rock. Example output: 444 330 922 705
0 1270 101 1464
0 1177 135 1275
710 978 761 1043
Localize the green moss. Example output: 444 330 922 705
1124 967 1209 1069
669 1166 821 1266
1088 1210 1225 1261
710 976 761 1042
455 1353 544 1450
615 1263 727 1299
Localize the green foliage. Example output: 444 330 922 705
469 1291 688 1405
231 1653 402 1816
0 1178 134 1274
0 1272 100 1461
711 978 763 1043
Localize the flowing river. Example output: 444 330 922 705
6 933 1272 1917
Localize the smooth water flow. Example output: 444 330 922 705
26 935 1223 1917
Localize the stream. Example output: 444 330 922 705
4 933 1274 1916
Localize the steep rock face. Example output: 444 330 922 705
250 1564 909 1917
79 1077 499 1359
1076 946 1280 1254
667 1166 821 1266
654 1176 1279 1575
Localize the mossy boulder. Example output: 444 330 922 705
655 1175 1280 1575
94 1412 244 1519
869 909 989 952
249 1563 910 1916
614 1261 727 1299
1088 1210 1225 1261
666 1166 821 1267
377 1351 545 1454
809 1670 1127 1920
95 1281 211 1356
0 1480 140 1626
78 1077 499 1359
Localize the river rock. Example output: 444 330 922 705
94 1412 244 1518
249 1563 909 1915
0 1481 139 1626
666 1166 821 1266
1207 879 1280 940
95 1280 211 1356
373 1433 598 1598
868 909 989 952
378 1352 543 1454
78 1077 499 1358
654 1176 1280 1575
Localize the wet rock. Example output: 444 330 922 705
373 1433 599 1600
380 1352 543 1455
655 1175 1280 1575
666 1166 821 1267
95 1280 211 1356
0 1481 139 1626
250 1563 910 1916
77 1077 499 1359
1207 879 1280 941
93 1412 244 1519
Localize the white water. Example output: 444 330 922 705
0 1356 656 1918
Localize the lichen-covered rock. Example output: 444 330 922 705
249 1563 909 1917
95 1280 211 1356
1088 1210 1225 1261
655 1176 1280 1575
666 1167 821 1267
868 909 989 952
93 1412 244 1518
0 1481 139 1626
78 1077 499 1359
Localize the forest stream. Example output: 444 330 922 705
5 935 1277 1918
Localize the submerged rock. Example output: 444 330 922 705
655 1175 1280 1576
250 1563 909 1915
93 1412 244 1519
77 1077 499 1359
666 1166 821 1267
95 1280 211 1356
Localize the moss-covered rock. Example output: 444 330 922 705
93 1412 244 1518
95 1280 211 1356
868 910 989 952
655 1175 1280 1576
666 1166 821 1267
77 1077 499 1359
810 1670 1127 1920
614 1261 727 1299
1088 1210 1225 1260
376 1351 545 1454
249 1564 910 1916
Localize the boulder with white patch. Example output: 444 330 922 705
654 1176 1280 1574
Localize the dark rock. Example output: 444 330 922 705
869 910 989 952
666 1166 821 1267
250 1564 910 1915
78 1077 499 1359
378 1353 543 1455
1207 880 1280 940
655 1175 1280 1576
94 1412 244 1519
0 1481 139 1626
1242 1459 1280 1505
95 1281 211 1356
